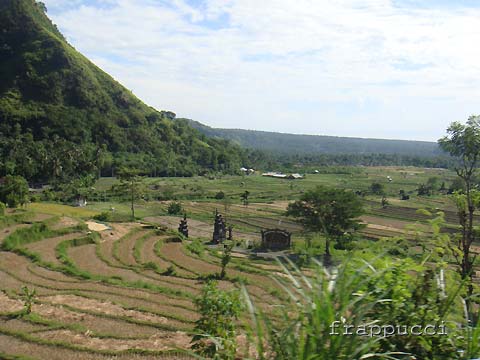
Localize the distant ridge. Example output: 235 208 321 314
185 120 443 157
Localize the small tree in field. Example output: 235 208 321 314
241 190 250 207
117 167 144 221
21 286 36 315
370 182 385 195
167 201 183 215
286 185 364 265
220 242 234 279
0 175 29 208
191 281 242 359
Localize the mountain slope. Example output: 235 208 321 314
186 120 443 157
0 0 243 181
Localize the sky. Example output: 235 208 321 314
42 0 480 141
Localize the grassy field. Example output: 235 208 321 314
0 166 477 359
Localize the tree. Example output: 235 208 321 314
417 183 432 196
191 281 242 359
370 182 385 195
286 185 364 265
0 175 29 208
381 195 389 208
167 201 183 215
215 191 225 200
220 242 234 279
36 1 47 13
240 190 250 207
117 168 144 221
438 115 480 320
426 176 440 194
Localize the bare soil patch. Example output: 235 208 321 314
0 224 29 244
41 294 172 325
68 244 197 295
0 252 193 309
51 216 79 230
86 221 110 232
116 230 149 266
37 328 191 352
26 232 84 265
0 333 192 360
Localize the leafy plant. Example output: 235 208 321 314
286 185 364 265
243 257 472 360
167 201 183 215
186 238 205 257
20 286 36 315
215 191 225 200
93 211 111 222
163 265 176 276
220 242 234 279
191 280 242 359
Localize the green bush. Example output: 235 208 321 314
186 239 205 256
243 258 477 360
93 212 111 222
162 265 176 276
191 281 242 359
167 201 183 215
0 175 29 208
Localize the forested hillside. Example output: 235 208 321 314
0 0 245 183
186 120 443 157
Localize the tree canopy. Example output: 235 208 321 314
286 185 364 262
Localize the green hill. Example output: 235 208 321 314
186 120 443 157
0 0 244 182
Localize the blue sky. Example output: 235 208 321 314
43 0 480 141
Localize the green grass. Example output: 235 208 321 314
29 203 99 218
1 222 84 251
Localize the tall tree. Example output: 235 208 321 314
117 168 144 221
286 185 364 265
438 115 480 320
0 175 29 208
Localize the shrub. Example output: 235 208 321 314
93 212 111 222
370 182 385 195
215 191 225 200
244 258 473 360
144 261 160 272
167 201 183 215
0 175 29 208
20 286 36 315
163 265 176 276
186 239 205 256
191 281 242 359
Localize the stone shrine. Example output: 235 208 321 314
212 209 226 243
261 229 291 250
178 214 188 238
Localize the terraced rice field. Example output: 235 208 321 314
0 215 288 359
1 194 478 359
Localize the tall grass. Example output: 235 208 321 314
242 257 479 360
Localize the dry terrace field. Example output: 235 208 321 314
1 167 479 359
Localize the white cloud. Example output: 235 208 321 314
43 0 480 140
